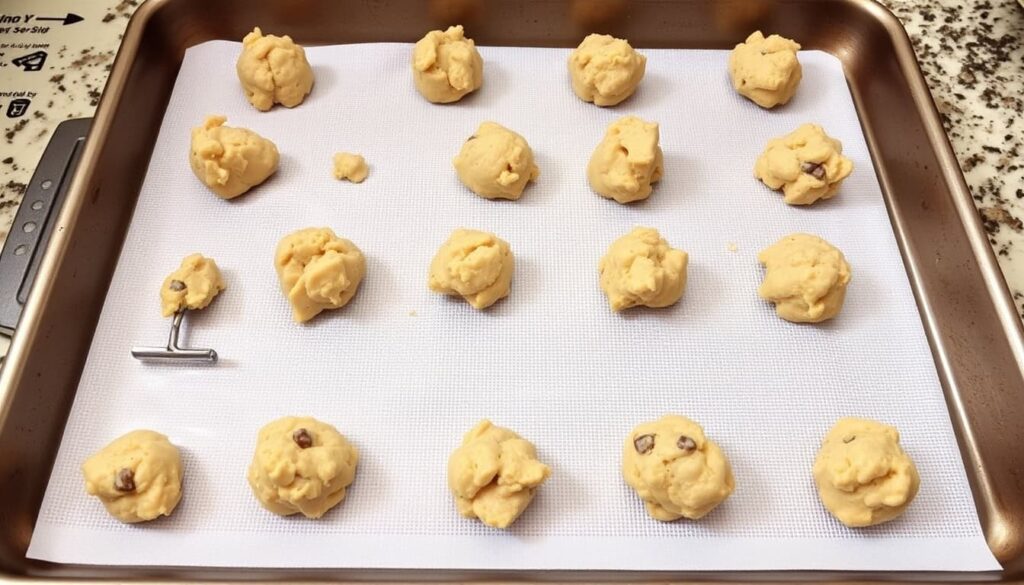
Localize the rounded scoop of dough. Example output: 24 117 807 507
813 418 919 527
412 25 483 104
588 115 664 204
623 415 734 521
568 33 646 106
189 115 279 199
728 31 802 108
758 233 851 323
599 227 688 311
453 122 539 200
236 27 314 111
275 227 366 323
448 420 551 528
755 123 854 205
429 229 513 310
247 416 359 519
159 253 225 318
81 430 182 523
332 152 369 183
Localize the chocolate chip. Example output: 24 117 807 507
633 434 655 454
801 161 826 180
292 428 313 449
842 434 856 444
466 135 477 142
168 280 186 291
114 468 135 492
677 435 697 453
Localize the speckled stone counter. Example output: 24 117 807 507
0 0 1022 315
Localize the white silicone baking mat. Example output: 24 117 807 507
28 40 1000 572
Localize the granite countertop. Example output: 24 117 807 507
0 0 1021 314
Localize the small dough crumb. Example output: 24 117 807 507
247 416 359 519
448 420 551 528
588 115 663 204
275 227 366 323
429 229 513 310
599 227 688 311
160 253 225 317
332 152 368 183
758 233 851 323
623 415 734 521
814 418 920 527
412 25 483 103
81 430 182 523
189 115 279 199
755 124 854 205
568 33 646 106
727 242 739 253
453 122 539 200
236 27 314 111
728 31 802 108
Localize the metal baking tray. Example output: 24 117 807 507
1 0 1022 581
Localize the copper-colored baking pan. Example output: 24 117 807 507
1 0 1022 582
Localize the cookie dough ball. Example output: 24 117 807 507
758 233 851 323
247 416 359 519
588 116 663 204
428 229 513 310
755 123 854 206
453 122 539 200
81 430 182 524
568 34 646 106
189 115 279 199
448 420 551 528
728 31 802 108
814 418 920 527
599 227 688 311
275 227 366 323
332 152 368 183
623 415 734 521
159 253 225 317
236 27 314 111
412 25 483 104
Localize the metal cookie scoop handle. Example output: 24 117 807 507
131 310 217 363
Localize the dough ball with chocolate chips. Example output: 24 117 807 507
754 123 854 205
189 115 279 199
236 27 314 111
758 233 851 323
453 122 539 200
622 415 734 521
814 418 919 527
568 33 646 106
81 430 183 523
275 227 366 323
599 227 688 311
160 253 225 317
728 31 802 108
588 115 663 204
448 420 551 528
429 229 513 310
412 25 483 103
247 416 359 519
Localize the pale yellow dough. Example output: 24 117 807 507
453 122 539 200
159 253 225 318
622 415 734 521
568 33 646 106
813 418 920 527
412 25 483 104
189 115 279 199
588 116 663 204
332 152 369 183
447 420 551 528
755 124 854 205
81 430 182 524
236 27 314 111
247 416 359 519
275 227 366 323
758 233 851 323
599 227 688 311
728 31 802 108
429 229 513 310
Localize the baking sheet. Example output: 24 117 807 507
27 41 1000 572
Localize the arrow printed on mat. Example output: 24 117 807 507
35 13 84 25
